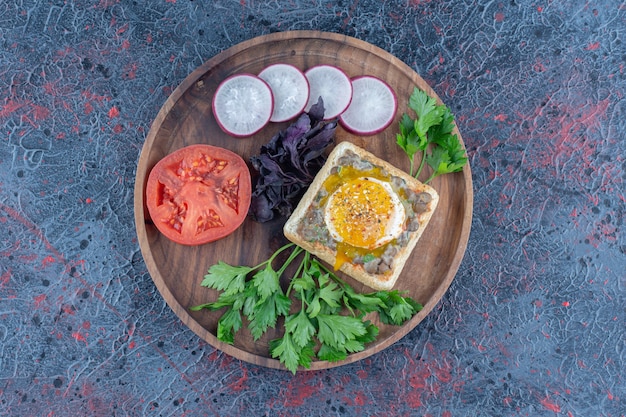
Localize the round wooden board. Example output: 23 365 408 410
134 31 473 371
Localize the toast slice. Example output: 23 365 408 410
283 141 439 290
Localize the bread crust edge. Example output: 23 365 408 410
283 141 439 291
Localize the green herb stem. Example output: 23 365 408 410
424 171 437 184
265 242 297 269
286 250 310 297
408 157 416 178
414 150 427 179
275 245 304 277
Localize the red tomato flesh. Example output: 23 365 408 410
145 144 251 245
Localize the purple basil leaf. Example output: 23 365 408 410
302 122 337 166
249 193 274 222
307 97 325 123
249 101 336 222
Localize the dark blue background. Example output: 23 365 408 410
1 1 623 416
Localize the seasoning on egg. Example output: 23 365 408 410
324 177 405 250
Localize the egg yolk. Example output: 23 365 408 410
324 177 397 249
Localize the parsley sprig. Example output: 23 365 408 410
190 243 297 343
396 87 468 183
191 243 422 374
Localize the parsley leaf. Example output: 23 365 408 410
193 244 300 344
271 310 317 373
428 105 456 138
305 294 322 318
396 114 424 175
396 87 467 182
192 243 422 374
284 310 316 348
269 332 300 373
295 341 316 370
316 273 343 311
251 265 280 302
201 262 251 295
424 138 468 183
316 314 367 350
357 321 380 345
216 307 242 345
408 87 445 141
342 285 386 313
376 290 422 325
290 270 316 293
317 343 348 363
248 292 291 340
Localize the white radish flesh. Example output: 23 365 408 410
212 74 274 137
304 65 353 120
258 63 310 123
339 75 397 136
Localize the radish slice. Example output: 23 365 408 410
304 65 353 120
339 75 398 136
258 63 310 123
212 74 274 137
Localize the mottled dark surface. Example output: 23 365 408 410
1 1 624 416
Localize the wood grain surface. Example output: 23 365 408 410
134 31 473 371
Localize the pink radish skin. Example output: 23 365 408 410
304 65 353 120
339 75 397 136
258 63 310 123
212 73 274 137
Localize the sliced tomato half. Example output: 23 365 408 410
145 144 252 245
